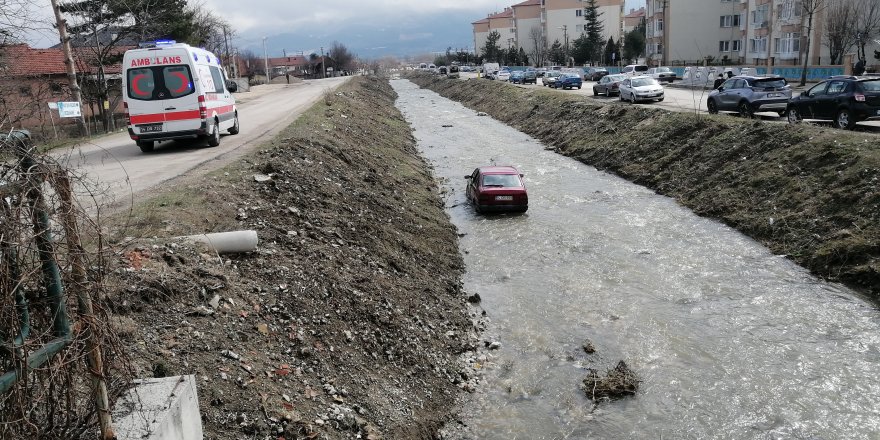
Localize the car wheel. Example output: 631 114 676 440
578 86 581 89
208 120 221 147
657 97 664 102
228 112 240 135
707 99 719 114
738 101 754 119
786 107 802 124
593 87 598 96
619 93 625 102
629 93 636 104
834 109 855 129
137 140 154 153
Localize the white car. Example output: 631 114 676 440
496 70 511 82
618 76 665 103
647 66 676 83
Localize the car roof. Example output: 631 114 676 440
477 166 520 174
734 75 784 80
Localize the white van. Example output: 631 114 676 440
622 64 649 77
122 41 239 153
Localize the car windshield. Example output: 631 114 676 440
860 80 880 91
655 67 671 73
482 174 521 187
608 74 626 81
631 78 659 87
752 78 787 89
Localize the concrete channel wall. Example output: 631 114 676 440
113 375 203 440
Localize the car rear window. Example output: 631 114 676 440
751 78 787 90
635 65 648 72
482 174 521 187
128 65 194 101
860 80 880 91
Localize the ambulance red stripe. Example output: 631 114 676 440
130 107 233 125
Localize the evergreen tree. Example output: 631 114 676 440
481 31 502 63
603 37 616 65
584 0 604 65
623 19 646 62
571 33 591 65
518 47 529 66
549 40 565 65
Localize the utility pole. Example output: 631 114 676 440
50 0 88 136
222 25 231 75
559 25 568 66
321 46 325 79
263 37 269 83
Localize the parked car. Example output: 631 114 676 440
786 76 880 129
583 67 609 81
619 76 665 103
448 65 460 79
621 64 649 76
706 75 791 118
522 70 538 84
553 73 583 90
438 66 448 75
509 70 526 84
647 66 676 83
465 166 528 214
496 70 511 82
592 74 627 96
543 71 562 87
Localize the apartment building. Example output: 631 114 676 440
623 7 646 34
645 0 832 67
473 0 624 58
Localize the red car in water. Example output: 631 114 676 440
465 166 528 213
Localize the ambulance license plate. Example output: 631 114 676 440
139 123 163 133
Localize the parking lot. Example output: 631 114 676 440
458 71 880 130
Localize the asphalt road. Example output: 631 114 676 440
55 77 350 208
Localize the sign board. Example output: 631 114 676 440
57 101 82 118
47 102 58 110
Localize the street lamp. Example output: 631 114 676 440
559 25 568 67
262 37 269 83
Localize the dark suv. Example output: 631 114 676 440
707 75 791 117
786 76 880 129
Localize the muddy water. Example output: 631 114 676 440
390 79 880 440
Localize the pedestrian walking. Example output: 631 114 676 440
854 58 866 76
285 71 290 84
713 73 725 90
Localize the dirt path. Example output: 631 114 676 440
410 74 880 300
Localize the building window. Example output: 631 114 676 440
576 9 583 17
18 86 31 97
749 37 768 53
752 4 769 28
732 39 742 52
719 40 730 52
50 83 63 95
720 15 740 27
775 32 800 53
657 18 663 31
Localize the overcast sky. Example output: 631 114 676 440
25 0 646 57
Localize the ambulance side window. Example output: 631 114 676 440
209 66 225 93
162 66 194 98
127 68 156 100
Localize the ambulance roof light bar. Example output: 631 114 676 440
138 40 178 49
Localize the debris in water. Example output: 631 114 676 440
582 360 639 402
582 339 596 354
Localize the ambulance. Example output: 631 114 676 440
122 41 239 153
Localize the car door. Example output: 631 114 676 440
801 81 828 119
467 169 480 202
598 75 609 93
717 79 741 110
815 80 846 119
621 79 632 98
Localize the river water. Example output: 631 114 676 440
390 79 880 440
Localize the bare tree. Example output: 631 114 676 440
852 0 880 63
0 0 35 45
328 41 355 73
823 0 857 65
528 26 546 67
799 0 828 86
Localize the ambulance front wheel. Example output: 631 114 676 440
208 119 221 147
137 140 154 153
228 112 240 135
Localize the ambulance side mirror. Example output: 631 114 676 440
226 80 238 93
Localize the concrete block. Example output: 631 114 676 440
113 375 203 440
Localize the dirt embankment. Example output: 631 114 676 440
410 75 880 298
107 76 477 439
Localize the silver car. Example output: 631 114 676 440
707 75 791 118
618 76 665 103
